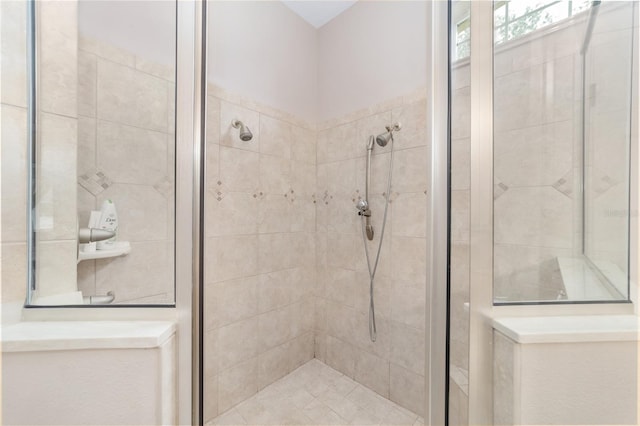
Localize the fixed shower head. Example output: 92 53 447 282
232 119 253 141
375 131 393 147
375 122 402 147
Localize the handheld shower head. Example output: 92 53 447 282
232 119 253 141
375 122 402 147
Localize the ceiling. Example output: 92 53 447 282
281 1 357 28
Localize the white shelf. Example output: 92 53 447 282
1 321 176 352
78 242 131 262
493 315 640 344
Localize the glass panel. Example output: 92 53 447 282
449 0 471 424
28 1 177 306
492 1 634 303
583 2 635 300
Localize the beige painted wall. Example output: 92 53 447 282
317 1 428 122
208 1 318 123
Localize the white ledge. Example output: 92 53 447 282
493 315 640 344
1 321 176 352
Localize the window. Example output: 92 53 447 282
454 0 592 60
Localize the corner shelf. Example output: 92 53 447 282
78 242 131 262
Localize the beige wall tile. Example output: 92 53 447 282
216 317 260 371
495 120 572 188
260 115 292 159
258 304 292 351
392 192 427 238
219 146 259 192
78 52 97 117
290 160 316 196
393 147 428 193
97 120 167 185
325 335 357 378
205 275 259 331
77 116 96 177
389 321 425 376
1 243 27 303
291 125 316 165
207 191 258 237
390 364 425 416
95 241 173 303
258 269 294 314
97 59 168 132
322 122 358 163
258 194 290 234
36 240 77 298
290 198 316 233
204 375 219 423
206 235 259 283
289 332 315 370
1 105 27 242
97 184 167 242
353 348 390 398
37 113 77 241
258 340 293 390
39 1 77 118
258 233 294 273
1 1 27 107
391 280 426 330
391 236 427 283
324 267 357 307
353 270 392 320
205 142 220 191
218 358 259 414
259 154 290 195
76 257 96 297
494 186 573 248
206 96 221 146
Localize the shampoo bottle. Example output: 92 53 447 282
96 199 118 250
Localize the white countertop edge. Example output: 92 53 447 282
1 321 176 352
493 315 640 344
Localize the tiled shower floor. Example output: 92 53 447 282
209 359 424 425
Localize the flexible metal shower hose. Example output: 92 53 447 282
360 140 395 343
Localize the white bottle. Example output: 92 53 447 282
96 199 118 250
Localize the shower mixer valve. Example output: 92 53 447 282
356 199 371 217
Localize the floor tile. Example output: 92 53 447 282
210 359 419 425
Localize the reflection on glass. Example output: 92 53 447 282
449 0 471 423
492 1 634 303
29 1 176 306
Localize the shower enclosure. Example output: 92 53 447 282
200 2 435 422
2 0 638 425
449 1 638 424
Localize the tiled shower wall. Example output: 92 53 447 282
75 36 176 304
493 20 583 301
203 85 317 422
584 3 635 291
1 1 79 302
314 90 429 416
